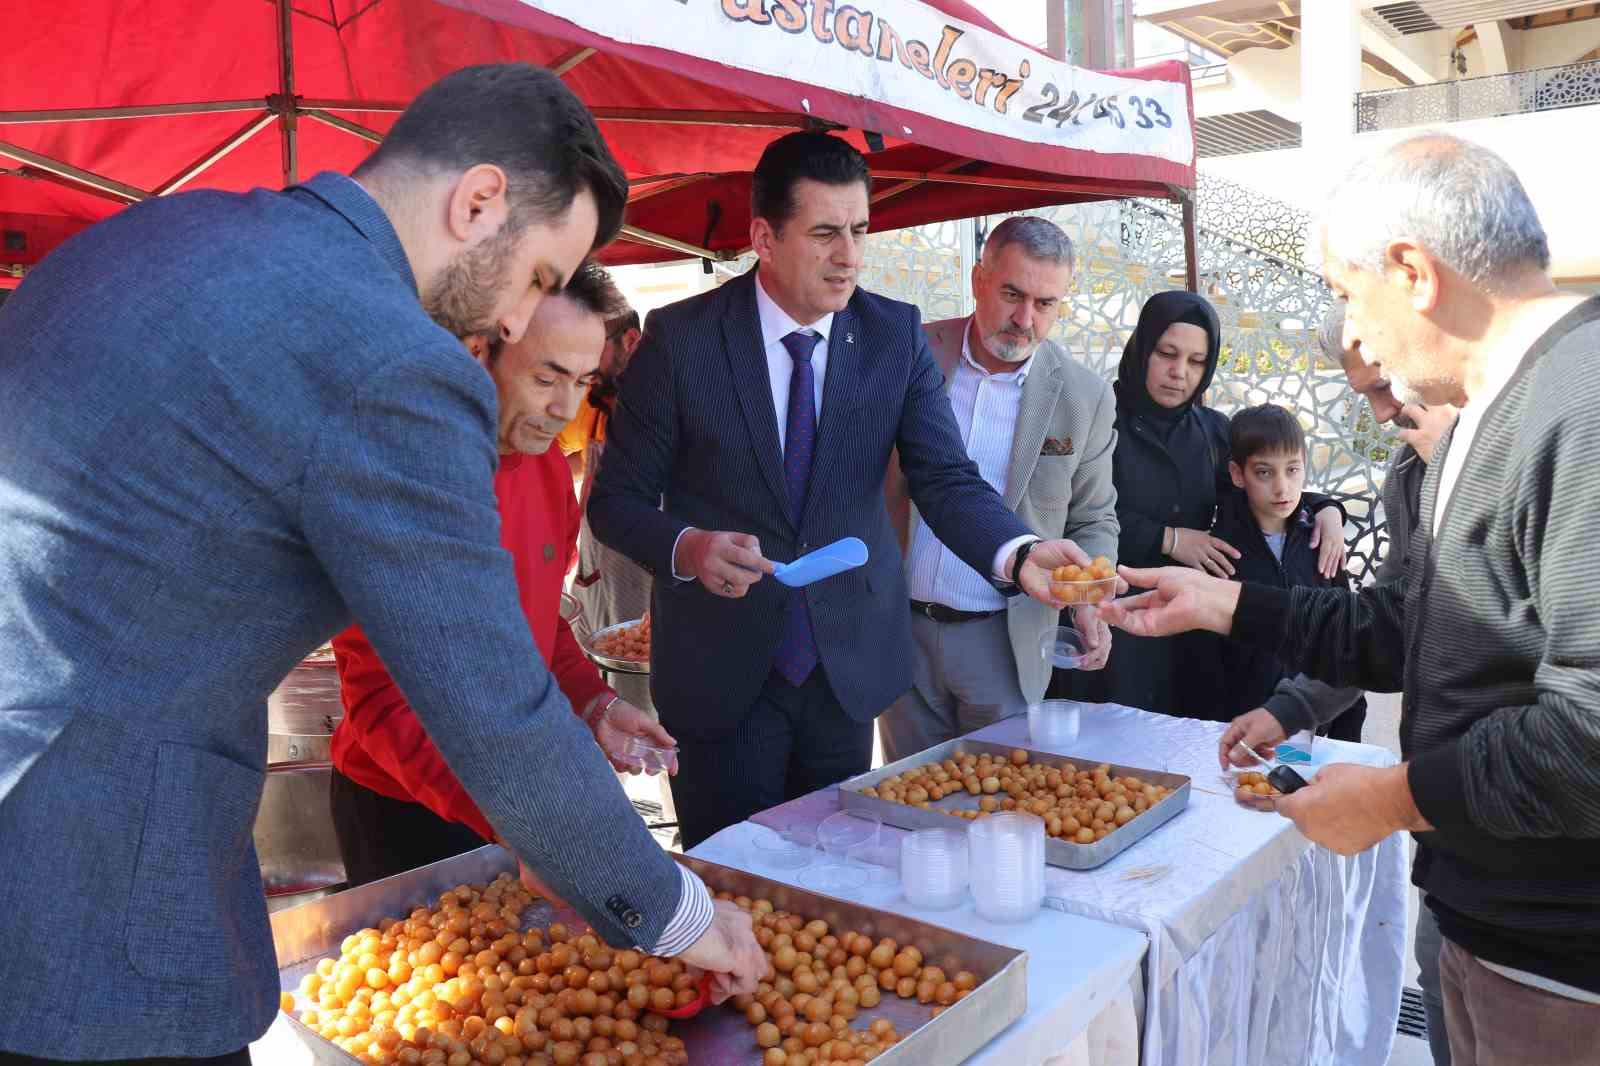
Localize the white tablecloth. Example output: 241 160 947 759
692 821 1149 1066
748 705 1409 1066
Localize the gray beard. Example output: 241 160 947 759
986 332 1036 363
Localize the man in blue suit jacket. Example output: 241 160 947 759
588 133 1109 846
0 66 761 1064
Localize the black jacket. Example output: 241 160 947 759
1211 490 1367 721
1071 393 1234 719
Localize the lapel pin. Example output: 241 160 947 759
846 332 854 344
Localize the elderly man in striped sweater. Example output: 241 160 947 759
1100 132 1600 1065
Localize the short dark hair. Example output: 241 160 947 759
751 132 872 230
1229 404 1306 465
561 261 628 319
484 261 624 366
606 309 641 339
356 64 628 250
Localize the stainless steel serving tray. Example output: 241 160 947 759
839 737 1190 871
272 845 1026 1066
578 619 651 675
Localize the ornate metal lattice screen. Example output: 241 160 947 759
859 179 1401 585
1356 58 1600 132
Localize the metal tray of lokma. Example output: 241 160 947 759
271 845 1026 1065
839 737 1190 871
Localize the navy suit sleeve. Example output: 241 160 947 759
895 313 1032 579
586 314 690 578
299 350 684 949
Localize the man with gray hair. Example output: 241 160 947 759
1099 132 1600 1063
1227 298 1459 1063
880 215 1118 760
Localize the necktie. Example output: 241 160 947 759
774 329 821 686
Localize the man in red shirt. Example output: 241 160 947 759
329 262 676 887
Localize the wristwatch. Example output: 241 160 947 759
1008 539 1040 587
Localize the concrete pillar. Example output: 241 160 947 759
1477 21 1514 75
1299 0 1363 196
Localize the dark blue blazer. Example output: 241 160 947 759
0 173 687 1059
587 271 1030 739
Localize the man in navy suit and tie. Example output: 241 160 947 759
589 132 1111 846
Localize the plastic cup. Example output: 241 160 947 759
1027 700 1081 748
900 828 969 910
799 862 869 896
817 810 881 863
1039 626 1088 670
1049 575 1117 607
854 840 902 902
968 812 1046 923
748 826 816 871
620 734 677 775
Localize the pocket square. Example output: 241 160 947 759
1041 436 1074 456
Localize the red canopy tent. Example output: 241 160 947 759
0 0 1195 289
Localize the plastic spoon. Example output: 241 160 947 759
1231 741 1309 795
772 537 868 588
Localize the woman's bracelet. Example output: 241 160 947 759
583 692 620 729
1162 527 1175 556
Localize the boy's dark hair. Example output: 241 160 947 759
751 132 872 230
355 64 628 251
1229 404 1306 465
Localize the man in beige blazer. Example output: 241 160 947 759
881 216 1119 762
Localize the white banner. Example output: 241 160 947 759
519 0 1194 165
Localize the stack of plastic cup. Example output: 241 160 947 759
968 812 1046 923
900 828 969 910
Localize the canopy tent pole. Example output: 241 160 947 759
276 0 298 187
1182 192 1199 293
627 174 714 203
550 47 597 76
616 225 734 261
871 159 972 206
0 142 148 203
869 169 1171 201
0 100 268 124
154 112 276 196
302 110 384 144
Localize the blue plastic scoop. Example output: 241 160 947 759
772 537 869 588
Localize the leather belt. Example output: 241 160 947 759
910 600 1002 624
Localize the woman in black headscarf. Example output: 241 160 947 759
1061 291 1343 719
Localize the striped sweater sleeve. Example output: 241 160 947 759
1414 366 1600 843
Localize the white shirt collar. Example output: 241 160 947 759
755 271 834 349
961 317 1030 383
